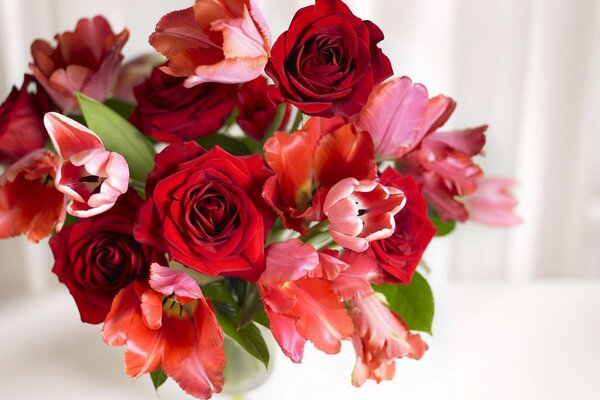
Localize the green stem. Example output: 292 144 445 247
290 108 304 132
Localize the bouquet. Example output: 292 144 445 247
0 0 520 398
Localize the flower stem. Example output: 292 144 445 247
290 108 304 132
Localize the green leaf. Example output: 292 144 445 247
373 271 434 334
195 134 252 156
150 368 168 391
103 98 136 119
76 93 155 182
203 281 240 314
428 207 457 236
237 282 265 330
215 309 270 369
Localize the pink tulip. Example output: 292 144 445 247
102 263 225 399
0 149 66 242
44 112 129 218
257 239 354 363
30 16 129 114
464 177 522 227
150 0 271 87
323 178 406 252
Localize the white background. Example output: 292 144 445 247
0 0 598 399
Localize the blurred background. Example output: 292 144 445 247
0 0 598 399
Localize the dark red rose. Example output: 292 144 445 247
130 67 236 142
50 190 165 324
0 75 51 165
235 76 291 141
29 16 128 114
134 142 275 281
369 167 436 284
265 0 393 118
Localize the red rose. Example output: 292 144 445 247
369 167 436 284
0 75 51 165
50 191 165 324
134 143 275 281
130 67 236 142
265 0 393 118
235 76 291 141
29 16 128 114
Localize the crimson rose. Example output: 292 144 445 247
130 67 236 142
134 143 275 281
370 168 436 284
0 75 51 165
50 191 165 324
265 0 393 118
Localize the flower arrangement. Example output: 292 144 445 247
0 0 520 398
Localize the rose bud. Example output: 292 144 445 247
265 0 393 118
0 149 66 243
323 177 405 253
150 0 271 86
129 67 236 142
51 190 165 324
0 75 51 165
30 16 129 114
44 112 129 218
369 168 436 284
134 142 276 282
235 76 290 141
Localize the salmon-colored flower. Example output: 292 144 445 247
150 0 271 87
262 117 377 234
323 177 406 252
464 177 522 227
0 149 66 242
44 112 129 218
30 16 129 114
102 263 225 399
257 239 354 363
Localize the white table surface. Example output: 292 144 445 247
1 282 599 399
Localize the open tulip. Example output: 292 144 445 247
30 16 129 114
44 112 129 218
0 149 66 242
150 0 271 87
103 263 225 399
323 177 406 252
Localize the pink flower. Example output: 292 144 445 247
257 239 354 363
352 76 455 160
149 0 271 87
43 112 129 217
349 293 427 386
102 263 225 399
323 178 406 252
464 177 522 227
30 16 129 114
112 54 164 103
0 149 66 242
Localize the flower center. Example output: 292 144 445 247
162 295 197 319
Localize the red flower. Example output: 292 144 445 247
370 168 436 284
130 68 236 142
262 116 377 234
265 0 393 118
0 149 66 243
235 76 290 141
103 263 225 399
29 16 129 114
0 75 51 165
50 190 165 324
134 142 275 281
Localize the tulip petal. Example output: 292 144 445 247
265 305 306 363
149 263 204 300
259 239 320 286
44 112 104 159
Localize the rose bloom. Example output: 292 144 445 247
235 76 290 141
50 190 165 324
134 142 275 281
0 75 51 165
130 67 236 142
30 16 129 114
265 0 393 118
369 167 436 284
